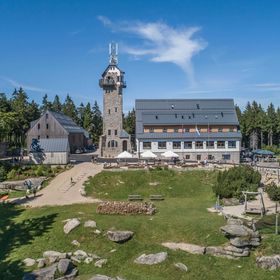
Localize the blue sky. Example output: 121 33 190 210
0 0 280 112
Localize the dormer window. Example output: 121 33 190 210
155 115 158 119
196 104 200 109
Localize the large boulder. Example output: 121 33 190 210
23 258 36 267
256 255 280 270
220 224 256 238
57 259 73 275
22 264 57 280
134 252 167 265
63 218 80 234
84 220 97 228
73 250 88 261
162 242 205 255
106 231 134 243
230 237 260 248
205 246 250 259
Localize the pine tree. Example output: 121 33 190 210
266 103 277 146
62 94 79 123
92 101 103 144
77 103 85 127
52 95 62 112
41 94 53 112
83 103 92 132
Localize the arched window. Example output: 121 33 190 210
111 140 115 148
108 141 111 148
115 141 118 147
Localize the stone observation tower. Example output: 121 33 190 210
99 43 131 157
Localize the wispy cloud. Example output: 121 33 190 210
0 76 50 93
97 16 207 86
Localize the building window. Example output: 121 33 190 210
222 154 231 160
108 129 111 136
37 135 40 140
217 141 225 148
143 142 151 149
174 128 179 133
184 141 192 149
228 141 236 148
173 141 181 149
37 123 40 130
197 154 201 161
185 155 190 160
108 141 111 148
46 123 49 129
46 135 49 139
108 109 111 114
158 141 166 149
115 107 118 112
185 128 190 132
115 129 118 136
229 128 234 132
209 127 213 132
208 154 214 160
163 128 167 133
195 141 203 149
149 128 154 133
218 127 223 132
206 141 215 149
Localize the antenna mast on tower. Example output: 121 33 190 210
109 42 118 65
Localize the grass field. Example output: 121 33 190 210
1 169 280 280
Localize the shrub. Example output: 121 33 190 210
0 166 7 182
212 165 261 199
266 182 280 202
7 169 18 180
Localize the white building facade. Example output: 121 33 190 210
135 99 242 163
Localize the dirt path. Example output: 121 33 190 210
22 163 103 207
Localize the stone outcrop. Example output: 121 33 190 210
256 255 280 270
162 218 262 260
162 242 205 255
94 259 108 268
106 231 134 243
97 201 156 215
63 218 80 234
134 252 167 265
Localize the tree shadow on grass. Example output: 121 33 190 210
0 204 57 280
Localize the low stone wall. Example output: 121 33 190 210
96 201 156 215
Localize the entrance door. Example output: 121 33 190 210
122 140 127 151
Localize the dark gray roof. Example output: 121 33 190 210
50 111 85 134
38 138 69 152
137 132 242 140
120 129 130 138
135 99 240 138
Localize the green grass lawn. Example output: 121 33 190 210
1 169 280 280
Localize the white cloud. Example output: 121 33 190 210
97 16 207 85
0 76 50 93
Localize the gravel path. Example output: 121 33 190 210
22 163 103 207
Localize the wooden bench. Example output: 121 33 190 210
128 194 143 201
150 195 164 201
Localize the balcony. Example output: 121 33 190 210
99 79 116 88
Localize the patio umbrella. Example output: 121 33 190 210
161 150 179 158
253 149 274 156
116 151 133 159
140 150 157 159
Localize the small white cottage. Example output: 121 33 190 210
30 138 70 165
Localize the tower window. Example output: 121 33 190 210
46 135 49 139
37 123 40 130
108 129 111 136
108 109 111 114
115 129 118 136
155 115 158 119
115 107 118 112
46 124 49 129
